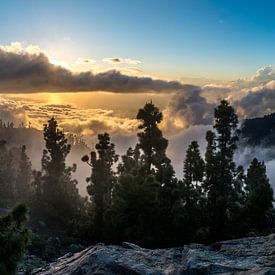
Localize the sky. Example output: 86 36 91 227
1 0 275 80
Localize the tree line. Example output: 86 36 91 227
0 100 274 272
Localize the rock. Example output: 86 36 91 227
68 243 85 253
122 242 142 250
32 235 275 275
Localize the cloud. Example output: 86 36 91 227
102 57 141 65
0 42 196 93
3 42 275 136
75 57 96 65
162 86 215 133
231 65 275 90
0 95 140 137
251 66 274 83
167 125 211 177
235 81 275 118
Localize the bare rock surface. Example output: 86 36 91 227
31 234 275 275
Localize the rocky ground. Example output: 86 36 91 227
30 234 275 274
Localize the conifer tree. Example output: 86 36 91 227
82 133 118 240
117 146 141 175
245 158 274 233
0 140 15 207
169 141 204 244
183 141 204 186
109 171 160 246
0 204 30 274
203 100 240 241
15 145 32 203
32 118 82 230
136 102 174 183
136 102 176 201
108 103 177 246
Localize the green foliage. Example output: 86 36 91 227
107 102 178 247
0 101 274 257
0 204 29 275
91 100 274 247
108 173 160 246
136 102 170 177
0 140 15 206
0 141 32 208
177 141 205 242
245 158 274 233
203 100 242 241
15 145 32 203
183 141 204 185
31 117 83 231
83 133 118 241
29 233 82 261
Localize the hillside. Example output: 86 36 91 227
241 113 275 146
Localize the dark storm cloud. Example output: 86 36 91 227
0 49 184 93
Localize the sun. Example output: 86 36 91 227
47 93 62 104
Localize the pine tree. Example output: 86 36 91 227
0 204 30 274
82 133 118 240
15 145 32 203
203 100 240 241
0 140 15 207
183 141 204 186
178 141 205 241
245 158 274 234
136 102 176 202
107 103 178 247
137 102 164 174
203 130 219 240
117 146 141 176
32 118 82 230
109 171 160 246
136 102 174 183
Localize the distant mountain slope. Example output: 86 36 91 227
241 113 275 146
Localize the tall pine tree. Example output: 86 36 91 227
32 118 82 231
82 133 118 240
204 100 240 241
180 141 205 241
0 140 15 207
245 158 274 234
15 145 32 203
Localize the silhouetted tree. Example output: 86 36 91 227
0 140 15 207
82 133 118 240
183 141 204 186
15 145 32 203
203 100 240 241
176 141 205 241
32 118 82 230
245 158 274 234
137 102 177 204
0 204 30 274
81 101 274 247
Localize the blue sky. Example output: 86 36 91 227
0 0 275 80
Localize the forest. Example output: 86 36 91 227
0 100 274 274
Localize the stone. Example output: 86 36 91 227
31 234 275 275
